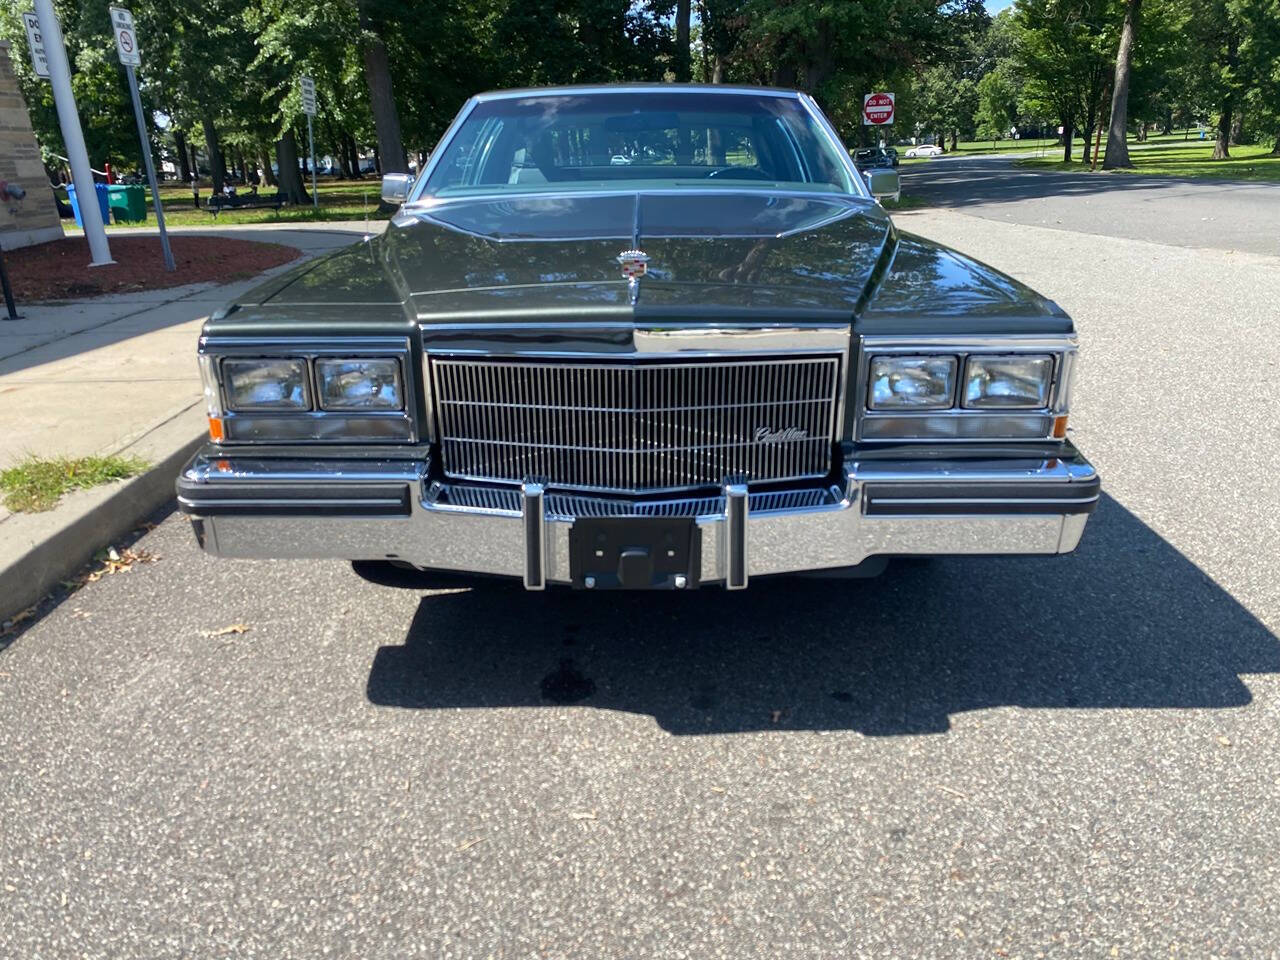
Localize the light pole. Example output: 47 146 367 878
34 0 113 266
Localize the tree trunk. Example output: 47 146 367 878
189 144 200 182
675 0 691 82
323 115 350 179
359 3 407 174
174 128 191 183
949 129 958 152
346 135 361 178
1212 100 1232 160
335 134 353 179
201 116 225 193
258 146 277 188
1229 110 1242 146
275 131 310 204
1103 0 1140 169
1081 97 1097 164
1272 134 1280 157
712 54 723 84
1062 121 1074 162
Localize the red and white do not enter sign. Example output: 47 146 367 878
862 92 895 125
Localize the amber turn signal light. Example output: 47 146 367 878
1052 415 1069 439
208 417 225 442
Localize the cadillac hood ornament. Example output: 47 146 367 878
617 249 649 280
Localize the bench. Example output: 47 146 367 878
207 190 287 217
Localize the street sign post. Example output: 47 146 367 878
300 76 318 210
33 0 112 266
110 7 173 271
20 12 50 78
862 92 895 126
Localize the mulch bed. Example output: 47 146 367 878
1 235 302 302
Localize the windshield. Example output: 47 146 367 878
421 91 857 198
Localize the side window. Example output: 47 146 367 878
436 118 504 188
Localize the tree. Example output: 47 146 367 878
358 0 406 173
1103 0 1141 168
675 0 692 81
1013 0 1117 163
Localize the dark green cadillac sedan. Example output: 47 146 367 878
178 85 1099 591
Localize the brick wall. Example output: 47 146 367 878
0 40 63 249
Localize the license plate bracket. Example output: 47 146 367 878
569 517 699 590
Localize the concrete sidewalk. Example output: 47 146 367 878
0 224 380 621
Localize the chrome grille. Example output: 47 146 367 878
431 356 841 493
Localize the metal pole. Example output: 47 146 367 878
33 0 113 266
0 245 22 321
126 66 174 271
307 114 317 210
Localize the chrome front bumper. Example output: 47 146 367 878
177 447 1099 588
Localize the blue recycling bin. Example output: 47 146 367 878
65 182 111 228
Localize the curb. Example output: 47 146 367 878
0 407 205 623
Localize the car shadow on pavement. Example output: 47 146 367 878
365 493 1279 735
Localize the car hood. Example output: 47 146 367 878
215 190 1068 336
372 191 894 321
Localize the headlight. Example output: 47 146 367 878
315 358 403 410
963 355 1053 409
868 356 956 409
223 358 309 410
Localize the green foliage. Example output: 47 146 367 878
4 0 1277 183
0 455 148 513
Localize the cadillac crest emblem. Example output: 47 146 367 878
616 249 649 280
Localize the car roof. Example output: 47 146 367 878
472 83 804 102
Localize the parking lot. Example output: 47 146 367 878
3 169 1279 957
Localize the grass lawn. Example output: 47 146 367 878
949 137 1060 155
1015 142 1280 182
881 193 929 211
0 455 149 512
66 179 392 230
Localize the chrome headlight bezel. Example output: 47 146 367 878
857 335 1076 442
198 337 418 444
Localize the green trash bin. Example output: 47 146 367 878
107 184 148 223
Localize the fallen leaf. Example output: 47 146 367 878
75 548 159 585
569 809 598 821
456 836 485 852
0 605 38 637
709 786 726 794
202 623 250 638
1217 736 1231 747
770 709 782 723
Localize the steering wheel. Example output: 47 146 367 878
704 167 773 181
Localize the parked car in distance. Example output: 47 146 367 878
179 84 1098 592
905 144 944 158
852 147 895 171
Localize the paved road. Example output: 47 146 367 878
902 154 1280 256
3 204 1279 957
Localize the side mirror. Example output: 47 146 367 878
864 169 900 202
381 173 414 204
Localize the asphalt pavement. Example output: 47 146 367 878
2 181 1279 958
902 154 1280 256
